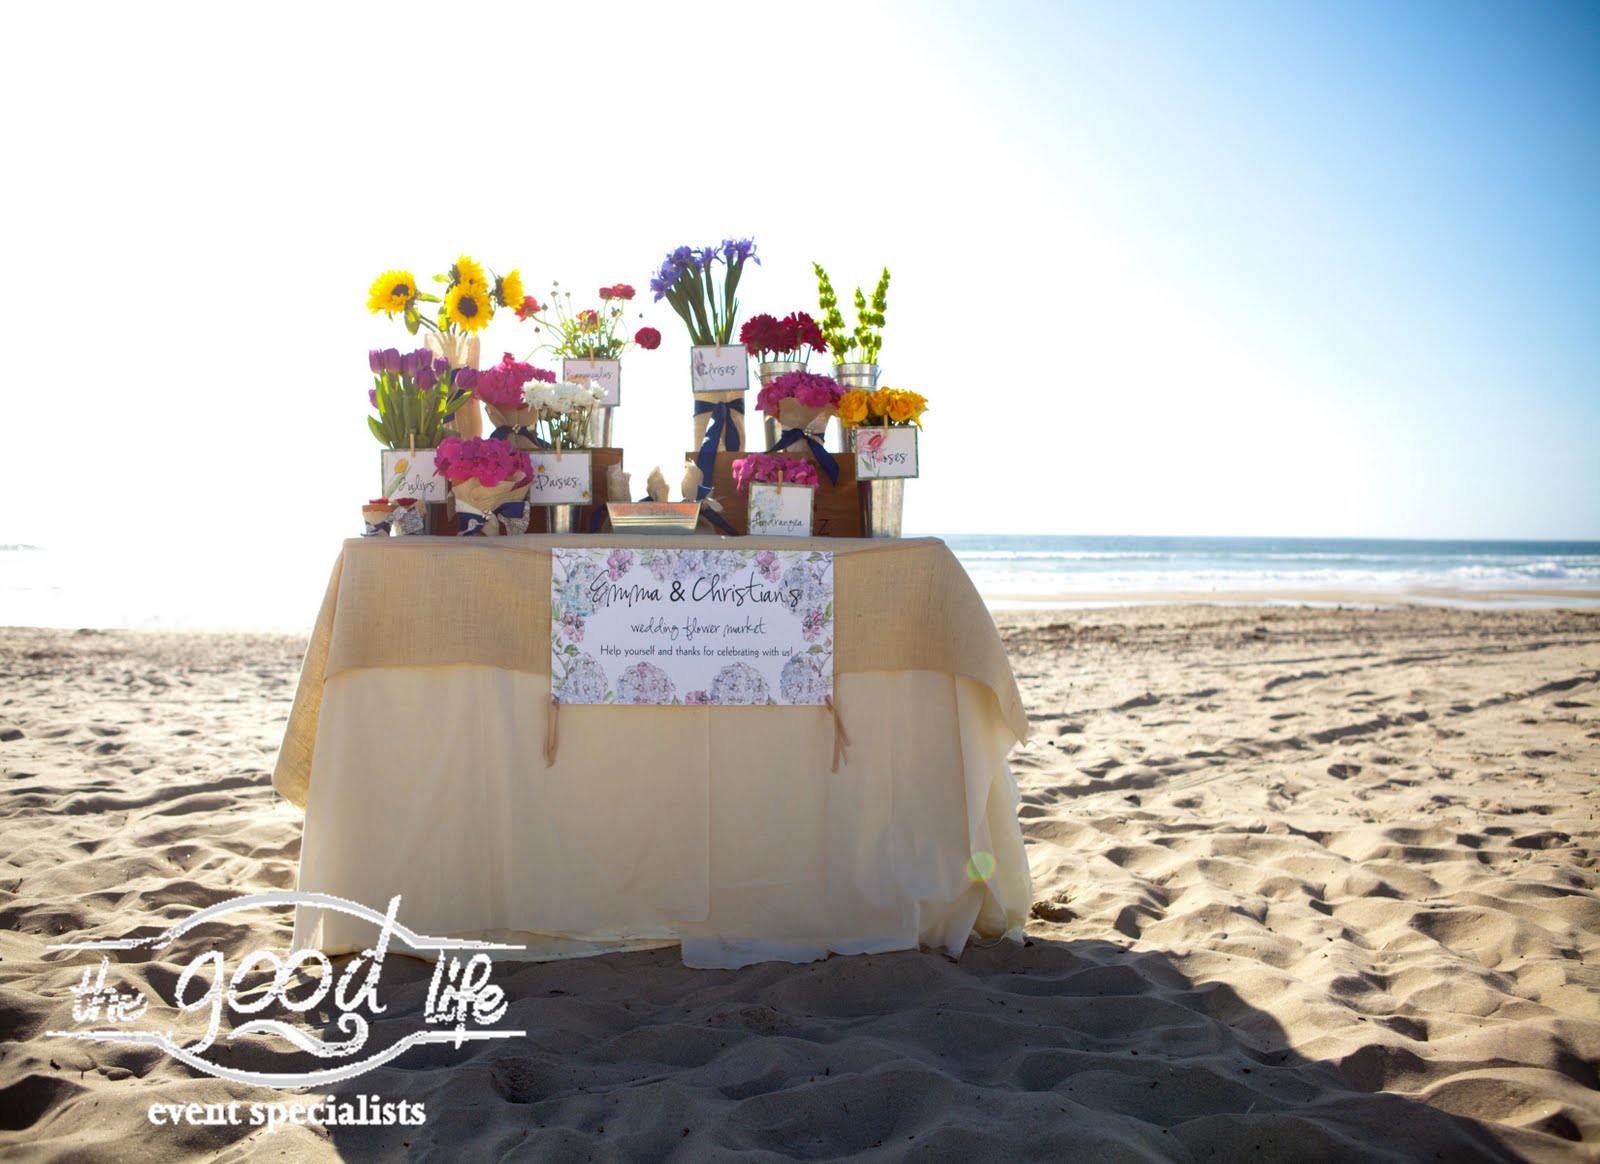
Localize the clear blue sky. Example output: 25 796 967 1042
1 0 1596 556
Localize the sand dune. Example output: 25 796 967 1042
1 607 1597 1160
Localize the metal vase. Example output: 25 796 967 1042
757 360 808 386
545 506 579 534
833 363 881 391
590 406 615 449
862 478 905 538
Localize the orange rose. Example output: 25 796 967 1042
838 388 870 426
867 388 893 419
886 390 915 424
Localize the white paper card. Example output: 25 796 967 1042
747 483 814 537
689 345 749 393
380 448 448 502
563 359 621 407
526 451 594 505
852 427 920 479
551 547 835 706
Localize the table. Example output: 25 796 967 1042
273 536 1032 969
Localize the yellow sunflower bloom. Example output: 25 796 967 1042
451 254 487 289
495 269 525 310
367 269 418 316
444 281 492 333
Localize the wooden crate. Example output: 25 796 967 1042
689 449 864 538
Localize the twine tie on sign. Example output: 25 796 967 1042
544 695 561 767
824 694 851 773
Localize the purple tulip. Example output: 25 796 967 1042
380 348 402 375
368 349 384 374
416 366 437 393
432 356 450 377
368 388 378 408
453 367 478 391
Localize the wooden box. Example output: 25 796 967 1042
689 448 864 538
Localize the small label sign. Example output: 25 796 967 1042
381 448 449 502
747 483 813 537
563 359 621 407
852 427 919 480
689 345 749 393
526 451 594 505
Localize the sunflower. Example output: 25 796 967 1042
444 281 492 333
494 268 524 310
450 254 487 289
367 269 418 316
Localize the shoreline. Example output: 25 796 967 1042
983 585 1600 610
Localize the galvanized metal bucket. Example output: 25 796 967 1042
756 360 808 386
545 505 579 534
832 362 881 391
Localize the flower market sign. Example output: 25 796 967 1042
551 547 833 706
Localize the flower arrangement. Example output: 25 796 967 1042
527 380 607 450
432 436 533 488
473 353 556 414
729 452 820 495
366 348 467 448
650 238 759 346
814 264 891 365
522 282 660 360
739 311 828 365
367 255 523 337
838 386 928 428
754 370 845 420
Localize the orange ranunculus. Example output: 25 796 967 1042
838 388 870 426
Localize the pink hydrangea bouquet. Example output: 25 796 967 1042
473 352 559 431
432 436 533 488
729 452 819 495
434 436 535 536
755 370 844 434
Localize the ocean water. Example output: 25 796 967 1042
3 536 1598 632
942 534 1600 609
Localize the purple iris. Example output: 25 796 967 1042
721 237 758 266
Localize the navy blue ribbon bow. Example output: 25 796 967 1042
457 499 529 537
490 424 552 450
692 398 744 499
771 428 840 485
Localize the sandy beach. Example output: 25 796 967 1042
1 604 1597 1161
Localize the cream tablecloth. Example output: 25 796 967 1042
273 536 1032 968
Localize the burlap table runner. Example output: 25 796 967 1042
273 536 1029 807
